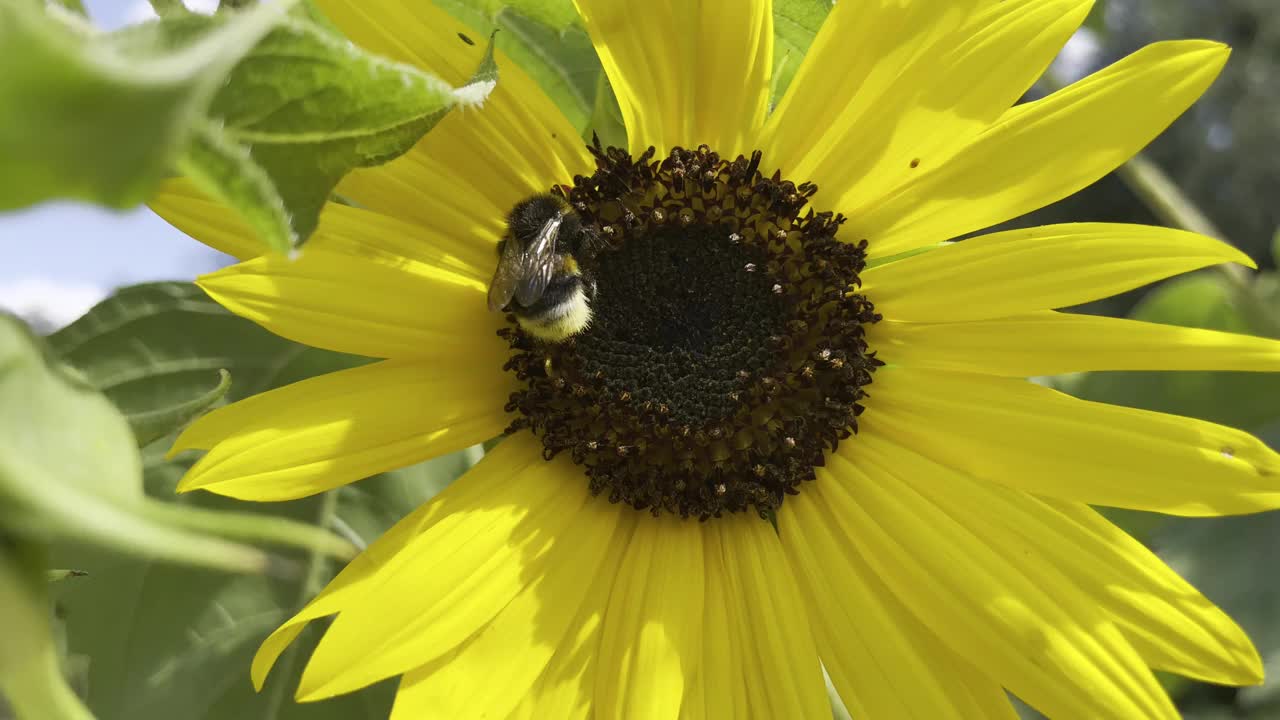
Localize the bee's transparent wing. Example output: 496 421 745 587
487 237 527 312
513 215 561 307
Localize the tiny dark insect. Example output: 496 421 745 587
457 32 475 45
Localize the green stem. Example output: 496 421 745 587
140 497 356 562
1116 155 1280 338
0 544 94 720
1116 155 1226 245
259 490 340 719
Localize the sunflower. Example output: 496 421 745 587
151 0 1280 717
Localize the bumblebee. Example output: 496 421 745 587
487 194 598 342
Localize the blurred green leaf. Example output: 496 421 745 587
1157 513 1280 713
47 0 87 17
0 313 259 573
148 0 187 16
0 312 353 573
771 0 833 105
1083 0 1107 33
121 367 230 448
49 519 393 720
47 282 370 418
0 0 292 210
51 428 477 720
0 543 94 720
1071 272 1280 430
462 0 579 29
1064 269 1280 713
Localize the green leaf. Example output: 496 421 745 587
450 0 580 31
37 283 484 719
170 13 498 251
435 1 600 132
47 282 370 412
48 513 392 720
47 0 87 17
147 0 188 16
585 67 627 150
49 411 478 720
0 312 353 573
177 118 296 259
127 368 231 448
0 543 94 720
335 447 480 545
0 0 294 210
771 0 833 106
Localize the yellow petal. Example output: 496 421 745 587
313 0 592 232
297 442 590 700
387 471 631 720
171 358 514 501
197 246 505 362
152 178 494 277
856 431 1261 685
780 494 1018 719
595 515 703 720
150 178 264 261
760 0 980 178
573 0 772 158
250 434 545 689
851 41 1229 259
870 311 1280 376
689 524 746 720
865 367 1280 515
819 452 1177 719
1046 500 1263 684
793 0 1091 215
505 516 636 720
862 223 1254 323
710 516 829 719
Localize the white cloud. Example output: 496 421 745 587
123 0 157 24
119 0 220 26
0 279 106 331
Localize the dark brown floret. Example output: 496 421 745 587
498 139 881 519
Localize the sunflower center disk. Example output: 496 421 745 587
500 143 882 519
